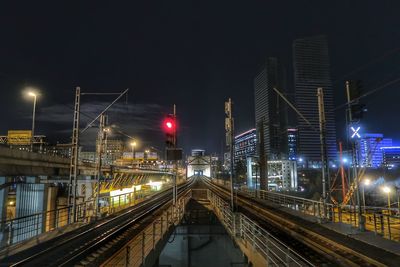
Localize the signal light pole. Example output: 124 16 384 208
346 81 365 231
163 105 178 205
172 104 177 205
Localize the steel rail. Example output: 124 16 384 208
202 177 389 267
204 179 317 266
59 184 192 267
7 178 194 267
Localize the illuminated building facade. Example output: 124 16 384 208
234 128 257 164
287 128 298 161
358 133 392 168
381 146 400 168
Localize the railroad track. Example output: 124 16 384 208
2 179 194 267
202 177 395 267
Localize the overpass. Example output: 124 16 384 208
1 176 400 266
0 146 177 249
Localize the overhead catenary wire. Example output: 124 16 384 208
82 88 129 132
331 76 400 112
272 87 318 132
59 102 136 143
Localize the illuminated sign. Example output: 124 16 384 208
7 130 32 145
350 126 361 139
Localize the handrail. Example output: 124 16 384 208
207 188 315 266
0 184 175 249
210 178 400 242
0 187 153 225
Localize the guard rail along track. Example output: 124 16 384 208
202 176 396 267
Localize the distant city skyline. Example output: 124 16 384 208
0 2 399 154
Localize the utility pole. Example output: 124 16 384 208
173 104 177 206
346 81 365 231
69 87 80 223
68 88 128 223
95 114 106 218
30 93 37 152
339 142 347 201
317 88 330 218
225 98 235 211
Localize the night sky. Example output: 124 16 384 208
1 1 399 154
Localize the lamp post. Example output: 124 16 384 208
131 141 136 168
362 178 370 214
27 92 37 152
382 186 391 216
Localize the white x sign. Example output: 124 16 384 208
351 126 361 139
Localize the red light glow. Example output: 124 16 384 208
163 117 176 133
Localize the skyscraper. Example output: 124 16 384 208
254 57 288 160
293 35 337 163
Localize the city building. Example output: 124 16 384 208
287 128 298 161
79 151 97 163
267 160 298 190
80 139 125 165
191 149 205 157
98 139 125 165
358 133 392 168
293 35 337 165
187 149 211 177
254 57 288 160
381 146 400 169
234 128 257 164
246 158 297 190
42 143 72 158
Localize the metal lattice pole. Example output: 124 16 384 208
317 88 329 218
69 87 80 223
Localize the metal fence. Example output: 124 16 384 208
102 190 191 266
0 187 167 249
212 178 400 241
207 189 314 267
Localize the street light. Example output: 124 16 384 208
130 141 136 168
362 178 370 214
27 91 38 152
382 185 391 215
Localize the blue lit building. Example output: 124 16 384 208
381 146 400 169
234 128 257 164
358 133 392 168
287 128 298 160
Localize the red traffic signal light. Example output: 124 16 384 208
163 116 176 133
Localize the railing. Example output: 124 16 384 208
0 186 168 250
212 178 400 242
207 189 314 267
102 190 191 266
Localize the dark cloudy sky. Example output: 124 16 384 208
1 1 399 154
